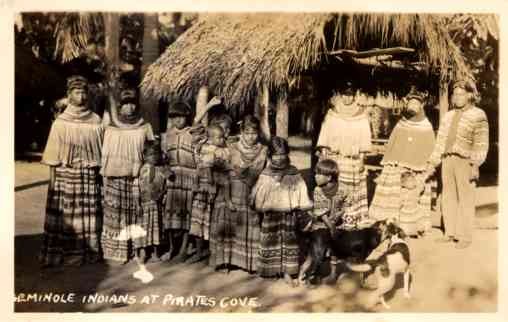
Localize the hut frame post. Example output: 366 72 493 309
255 83 271 142
439 81 449 123
275 91 289 139
433 80 449 229
141 13 161 134
195 86 209 125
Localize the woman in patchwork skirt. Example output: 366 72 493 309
40 75 104 267
100 88 154 263
317 82 372 229
369 91 436 236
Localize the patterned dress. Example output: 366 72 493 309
251 166 313 277
209 137 267 271
317 107 372 230
101 120 154 262
311 186 347 231
190 142 230 241
40 105 104 266
162 127 198 231
133 163 168 248
369 117 436 236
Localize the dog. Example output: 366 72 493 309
347 221 412 309
297 215 389 285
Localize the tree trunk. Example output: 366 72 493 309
255 84 271 142
104 13 120 124
275 93 289 139
140 13 160 134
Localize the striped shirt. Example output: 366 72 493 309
163 127 197 169
311 186 347 231
429 105 489 167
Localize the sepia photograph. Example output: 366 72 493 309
10 7 500 315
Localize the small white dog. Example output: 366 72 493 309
347 221 411 309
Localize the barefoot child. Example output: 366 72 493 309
250 137 313 286
134 140 173 262
301 159 349 284
130 140 173 282
162 101 197 263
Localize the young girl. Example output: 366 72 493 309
101 88 154 263
134 140 172 262
217 115 267 273
251 137 313 286
40 75 104 267
162 101 198 263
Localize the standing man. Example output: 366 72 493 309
426 79 489 249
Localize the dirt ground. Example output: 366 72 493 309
14 137 498 313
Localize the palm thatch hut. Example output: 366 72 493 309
141 13 471 139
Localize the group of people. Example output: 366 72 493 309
38 75 489 287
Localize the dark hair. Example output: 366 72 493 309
207 124 225 137
269 136 290 156
240 114 260 132
209 113 233 128
316 159 339 182
143 140 162 162
168 101 192 118
452 79 480 104
66 75 89 92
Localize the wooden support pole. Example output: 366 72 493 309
276 93 289 139
255 84 271 142
104 13 120 125
195 86 209 125
439 81 449 123
140 13 161 134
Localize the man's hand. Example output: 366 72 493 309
424 163 435 181
471 164 480 182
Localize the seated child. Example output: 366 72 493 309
300 159 350 285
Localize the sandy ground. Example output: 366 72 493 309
14 137 498 313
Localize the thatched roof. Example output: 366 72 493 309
141 13 471 109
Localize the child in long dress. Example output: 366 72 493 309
162 101 198 263
250 137 313 286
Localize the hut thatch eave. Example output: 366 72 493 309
141 13 471 110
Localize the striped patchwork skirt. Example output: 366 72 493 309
369 165 433 236
230 179 260 272
330 155 369 229
163 166 196 231
209 188 235 268
101 177 140 262
133 200 162 249
258 211 300 277
189 181 216 240
39 166 102 267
